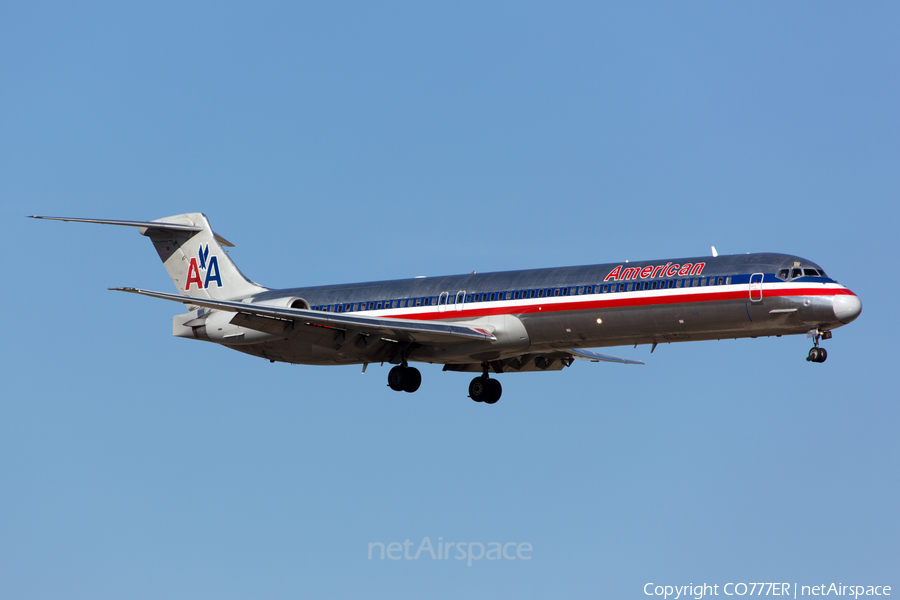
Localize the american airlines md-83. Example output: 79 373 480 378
31 213 862 404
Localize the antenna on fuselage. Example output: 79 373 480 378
711 246 718 257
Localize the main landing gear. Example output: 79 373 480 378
468 366 502 404
806 329 831 363
388 364 421 393
387 362 503 405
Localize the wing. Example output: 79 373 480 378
566 348 645 365
110 287 496 345
442 349 644 374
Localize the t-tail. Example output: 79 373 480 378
29 213 267 299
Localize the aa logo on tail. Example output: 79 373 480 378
185 244 222 290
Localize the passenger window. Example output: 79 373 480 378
626 283 633 291
513 291 520 300
675 280 682 288
717 277 724 285
601 284 608 293
465 294 472 302
415 298 422 306
725 277 731 285
553 288 560 296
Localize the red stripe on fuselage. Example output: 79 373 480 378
375 287 855 322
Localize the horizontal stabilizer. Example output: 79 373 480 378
28 215 235 247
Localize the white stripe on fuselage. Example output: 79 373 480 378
324 280 847 320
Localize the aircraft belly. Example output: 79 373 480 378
520 294 838 351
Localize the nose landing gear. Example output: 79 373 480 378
806 329 831 363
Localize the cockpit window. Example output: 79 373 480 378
803 268 820 277
791 268 802 279
778 269 789 280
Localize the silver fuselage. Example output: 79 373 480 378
205 252 860 369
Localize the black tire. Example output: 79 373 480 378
388 366 406 391
469 377 487 402
807 348 819 362
484 378 502 404
403 367 422 393
817 348 827 363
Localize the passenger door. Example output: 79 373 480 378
749 273 764 302
455 290 466 312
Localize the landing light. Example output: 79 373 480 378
596 318 603 324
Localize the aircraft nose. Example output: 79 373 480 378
833 293 862 324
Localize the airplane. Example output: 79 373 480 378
30 213 862 404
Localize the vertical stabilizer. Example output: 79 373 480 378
141 213 266 299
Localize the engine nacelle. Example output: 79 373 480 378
251 296 309 310
173 297 308 345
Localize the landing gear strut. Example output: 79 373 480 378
388 364 421 393
806 330 829 363
469 366 502 404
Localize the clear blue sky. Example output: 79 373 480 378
1 2 897 598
